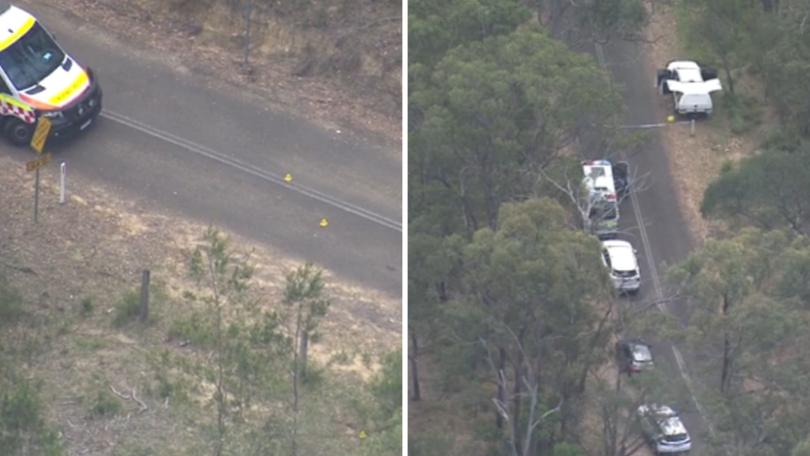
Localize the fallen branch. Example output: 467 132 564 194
109 384 130 400
131 387 148 413
109 384 148 413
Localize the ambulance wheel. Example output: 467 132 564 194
4 118 34 146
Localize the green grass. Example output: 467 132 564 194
74 336 106 351
88 388 122 418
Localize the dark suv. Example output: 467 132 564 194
616 339 653 375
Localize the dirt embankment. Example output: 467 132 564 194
43 0 402 144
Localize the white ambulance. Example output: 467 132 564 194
0 4 101 145
581 159 620 237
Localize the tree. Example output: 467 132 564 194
409 0 529 68
702 144 810 236
283 263 330 382
680 0 762 97
359 350 402 456
667 228 810 454
757 1 810 136
408 232 465 401
410 26 621 234
190 227 255 456
454 198 615 451
534 0 647 44
282 262 330 456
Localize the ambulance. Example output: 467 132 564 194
0 4 101 145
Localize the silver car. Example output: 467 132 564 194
637 404 692 454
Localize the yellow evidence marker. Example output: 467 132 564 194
320 217 329 228
666 115 676 124
284 173 293 183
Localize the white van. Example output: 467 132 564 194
0 4 101 145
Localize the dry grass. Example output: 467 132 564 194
0 153 399 454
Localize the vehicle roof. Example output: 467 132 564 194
630 343 652 361
601 240 638 271
639 404 688 436
666 60 700 72
0 5 36 52
667 61 703 83
582 160 616 194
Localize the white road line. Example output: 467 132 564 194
100 110 402 233
594 42 714 438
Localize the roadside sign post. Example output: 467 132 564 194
28 117 53 224
34 167 39 224
59 162 66 204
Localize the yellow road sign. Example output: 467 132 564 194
30 116 52 154
26 153 52 172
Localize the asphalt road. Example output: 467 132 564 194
4 1 402 297
597 39 713 454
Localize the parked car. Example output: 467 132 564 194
637 404 692 454
616 339 654 375
656 60 721 116
612 160 630 201
600 239 641 294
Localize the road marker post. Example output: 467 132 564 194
690 119 695 137
34 167 39 224
59 162 67 205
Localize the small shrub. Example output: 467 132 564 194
409 433 452 456
74 336 105 351
0 378 64 455
89 389 121 417
720 93 762 135
302 364 325 387
361 351 372 368
80 297 95 317
168 311 213 346
329 350 351 366
0 275 24 324
112 289 141 327
154 371 189 404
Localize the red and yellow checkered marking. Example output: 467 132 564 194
0 94 36 124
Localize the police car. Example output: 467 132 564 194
656 60 721 116
0 3 102 145
582 160 621 237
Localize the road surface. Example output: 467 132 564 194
597 39 714 454
2 1 402 297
